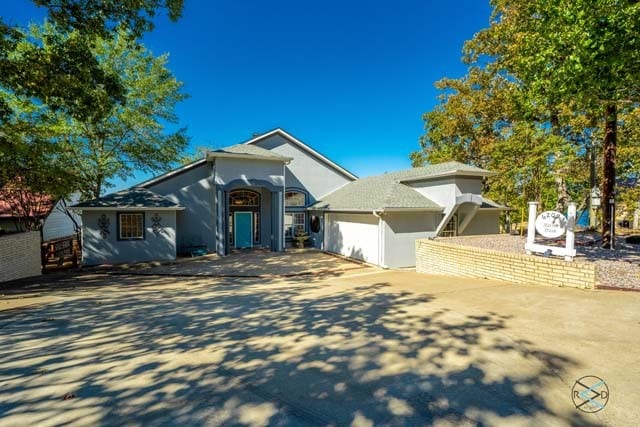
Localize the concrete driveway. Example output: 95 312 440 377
1 263 638 426
115 249 369 277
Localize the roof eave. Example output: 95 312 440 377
381 207 444 213
480 206 511 211
308 207 444 213
206 151 292 164
399 170 494 183
69 206 185 211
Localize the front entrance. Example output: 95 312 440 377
234 211 253 248
218 185 284 256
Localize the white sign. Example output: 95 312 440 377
525 202 576 261
535 210 568 238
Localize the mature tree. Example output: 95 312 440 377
40 24 187 198
412 68 569 224
31 0 184 36
0 0 184 202
0 0 183 123
464 0 640 246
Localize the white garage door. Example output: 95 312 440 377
325 213 379 265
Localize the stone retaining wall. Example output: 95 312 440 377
416 239 596 289
0 232 41 283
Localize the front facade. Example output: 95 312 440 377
72 129 506 267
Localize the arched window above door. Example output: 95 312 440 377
229 189 260 207
285 190 306 207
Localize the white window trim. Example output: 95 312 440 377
285 212 306 237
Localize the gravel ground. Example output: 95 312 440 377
438 233 640 290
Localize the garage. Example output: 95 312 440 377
311 163 507 268
324 213 380 265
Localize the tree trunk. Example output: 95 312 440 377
550 112 569 212
93 175 103 200
601 103 617 249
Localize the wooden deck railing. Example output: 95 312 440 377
41 235 80 271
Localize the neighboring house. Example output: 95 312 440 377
0 191 81 241
71 128 507 267
42 196 82 241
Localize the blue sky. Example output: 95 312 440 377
2 0 491 191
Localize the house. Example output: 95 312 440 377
71 129 507 267
0 189 81 241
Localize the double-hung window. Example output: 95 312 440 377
285 212 306 237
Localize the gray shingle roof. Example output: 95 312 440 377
71 187 182 209
209 143 291 160
389 161 491 182
312 162 492 212
312 175 441 211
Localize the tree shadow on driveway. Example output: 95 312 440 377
0 275 599 426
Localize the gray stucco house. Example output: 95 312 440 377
71 128 506 267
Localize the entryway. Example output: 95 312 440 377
233 211 253 249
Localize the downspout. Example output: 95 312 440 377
372 210 387 268
282 162 286 251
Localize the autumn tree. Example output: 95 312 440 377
463 0 640 247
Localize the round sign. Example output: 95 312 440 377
535 210 567 238
572 376 609 413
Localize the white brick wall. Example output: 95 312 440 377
0 232 41 283
416 239 596 289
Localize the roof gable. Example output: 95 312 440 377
207 142 292 162
243 128 358 181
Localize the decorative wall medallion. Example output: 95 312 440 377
151 213 163 234
97 214 110 239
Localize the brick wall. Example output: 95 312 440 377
416 239 596 289
0 232 41 283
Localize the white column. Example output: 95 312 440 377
634 203 640 230
565 203 576 261
525 202 538 254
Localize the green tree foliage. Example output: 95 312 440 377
414 1 640 243
0 0 184 201
20 24 189 199
31 0 184 37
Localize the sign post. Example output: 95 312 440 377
565 203 576 261
590 187 600 229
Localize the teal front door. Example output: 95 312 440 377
234 212 253 248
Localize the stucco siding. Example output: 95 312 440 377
214 157 285 189
258 187 273 247
325 213 379 265
146 162 215 252
408 176 484 211
251 134 354 203
460 210 501 235
408 178 457 209
81 211 177 265
382 212 439 268
455 177 483 195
